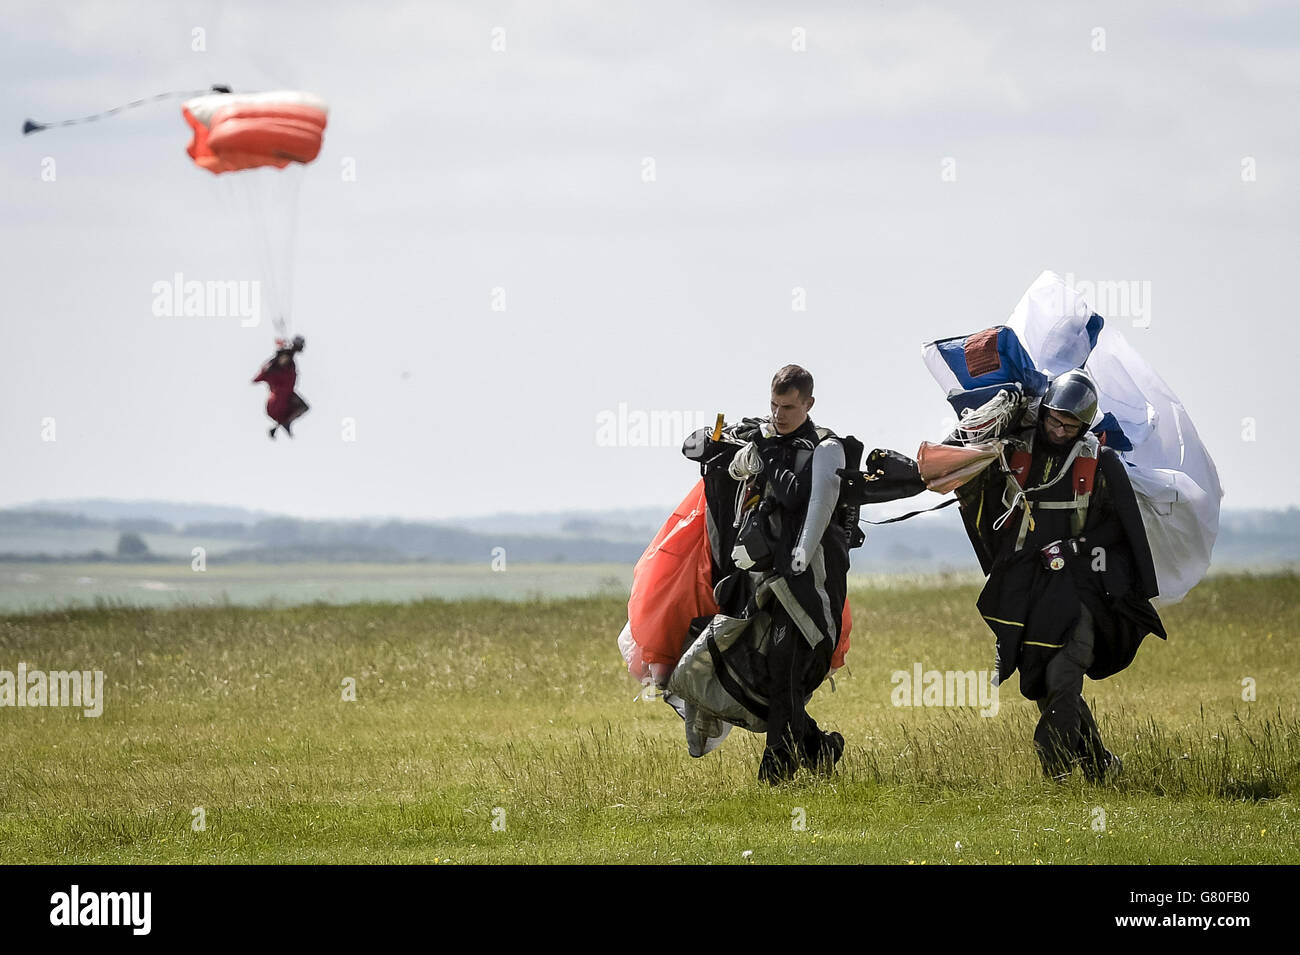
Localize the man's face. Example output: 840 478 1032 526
771 388 814 435
1041 408 1085 448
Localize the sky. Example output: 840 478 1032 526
2 0 1297 520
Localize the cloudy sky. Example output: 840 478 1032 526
3 1 1296 520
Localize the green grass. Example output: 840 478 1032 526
1 574 1297 863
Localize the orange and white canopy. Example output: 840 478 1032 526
182 90 328 174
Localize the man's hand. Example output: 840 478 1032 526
731 417 766 443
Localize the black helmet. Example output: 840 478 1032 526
1041 369 1099 428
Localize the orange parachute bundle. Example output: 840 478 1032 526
181 89 328 338
182 90 328 174
916 441 1003 494
623 481 852 681
627 481 719 669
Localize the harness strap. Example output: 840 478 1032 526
862 497 959 525
994 436 1098 550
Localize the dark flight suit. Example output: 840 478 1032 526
957 427 1166 779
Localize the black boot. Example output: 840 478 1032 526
1082 749 1123 784
758 746 800 785
1035 739 1074 782
801 729 845 775
268 426 277 440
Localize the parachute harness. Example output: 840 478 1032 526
992 433 1099 549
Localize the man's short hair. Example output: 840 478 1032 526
771 364 813 399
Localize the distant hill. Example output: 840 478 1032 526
12 498 668 540
2 500 1298 570
18 499 273 527
0 504 646 564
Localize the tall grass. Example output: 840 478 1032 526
0 573 1296 863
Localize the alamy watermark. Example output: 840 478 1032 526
50 885 150 935
891 663 999 717
1063 271 1151 328
1 663 104 717
595 403 714 447
152 272 261 327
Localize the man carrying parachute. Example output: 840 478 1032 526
916 271 1222 781
619 365 926 784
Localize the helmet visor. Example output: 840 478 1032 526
1042 374 1099 427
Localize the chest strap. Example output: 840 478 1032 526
996 439 1099 548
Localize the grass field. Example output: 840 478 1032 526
1 573 1297 864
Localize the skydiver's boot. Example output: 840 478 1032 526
758 745 800 786
268 426 277 440
1081 737 1123 784
1077 698 1120 783
801 727 845 775
1081 750 1122 783
1034 727 1075 782
282 421 293 438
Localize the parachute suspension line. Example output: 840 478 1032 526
956 389 1020 444
727 441 764 528
277 165 304 338
728 442 763 482
219 164 303 339
21 86 231 135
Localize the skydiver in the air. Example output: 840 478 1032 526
253 335 309 439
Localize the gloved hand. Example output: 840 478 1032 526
753 427 784 463
731 417 765 443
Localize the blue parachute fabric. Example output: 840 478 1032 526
926 326 1049 395
1092 411 1134 451
1083 312 1105 351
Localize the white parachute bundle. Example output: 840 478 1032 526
936 270 1223 603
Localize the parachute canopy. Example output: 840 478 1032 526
20 85 327 339
923 270 1223 603
182 90 327 174
181 90 328 337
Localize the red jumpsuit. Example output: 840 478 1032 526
253 358 303 426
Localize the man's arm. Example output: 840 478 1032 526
791 438 845 573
